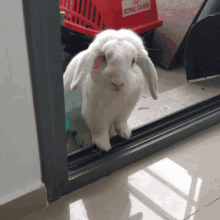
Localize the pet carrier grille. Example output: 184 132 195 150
60 0 105 37
60 0 163 37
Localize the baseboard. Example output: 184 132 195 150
0 184 48 220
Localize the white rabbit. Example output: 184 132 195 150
64 28 158 152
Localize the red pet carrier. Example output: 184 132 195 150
59 0 163 37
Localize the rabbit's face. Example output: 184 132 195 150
65 28 158 100
90 39 138 93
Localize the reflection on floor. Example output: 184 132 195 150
23 123 220 220
67 65 220 153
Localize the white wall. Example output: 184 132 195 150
0 1 43 204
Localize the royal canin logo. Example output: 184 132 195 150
133 0 140 5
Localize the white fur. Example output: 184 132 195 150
64 28 158 152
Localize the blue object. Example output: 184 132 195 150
65 118 69 131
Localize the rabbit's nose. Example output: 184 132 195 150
111 82 124 91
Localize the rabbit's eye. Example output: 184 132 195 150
102 55 106 62
132 58 135 66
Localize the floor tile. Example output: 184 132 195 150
128 94 186 130
161 76 220 106
23 171 166 220
75 180 167 220
127 169 191 220
185 198 220 220
113 123 220 220
126 192 168 220
68 189 168 220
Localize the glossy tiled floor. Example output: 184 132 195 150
24 122 220 220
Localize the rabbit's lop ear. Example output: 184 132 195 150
63 42 101 93
137 49 158 100
115 28 158 99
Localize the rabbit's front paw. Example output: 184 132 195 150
92 136 112 152
115 123 132 140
